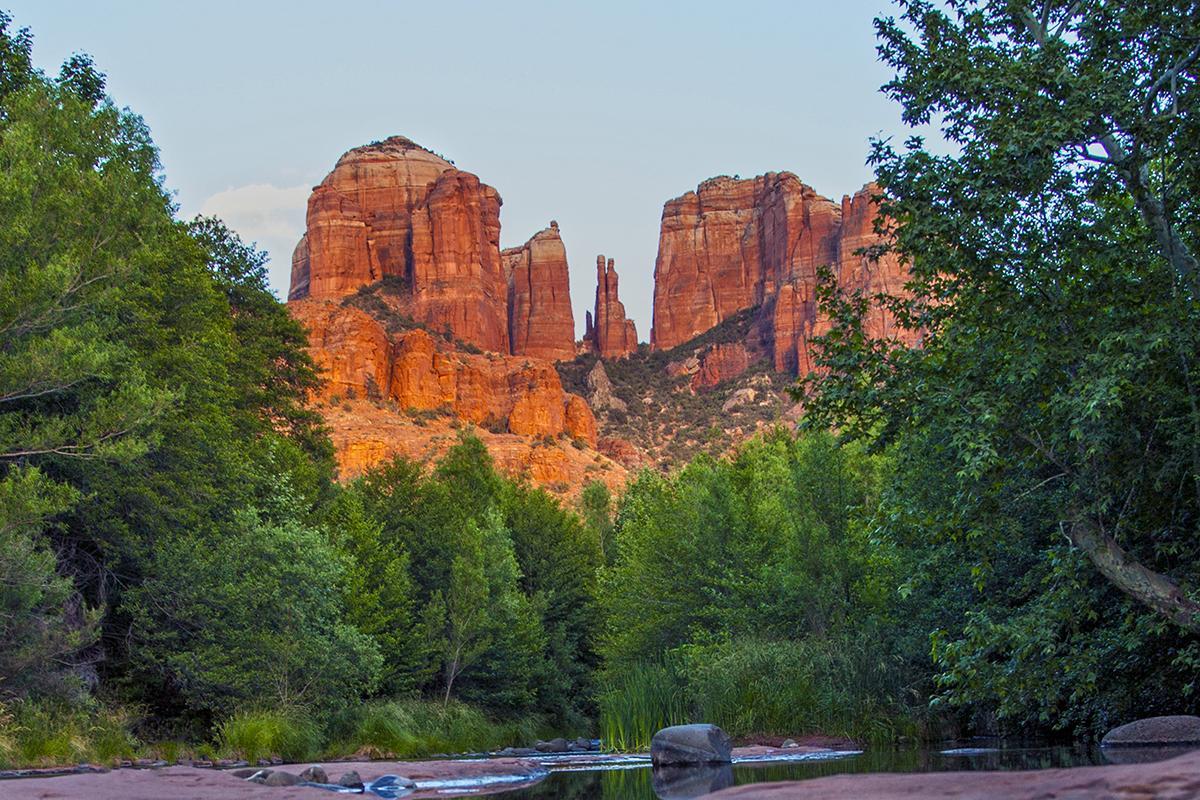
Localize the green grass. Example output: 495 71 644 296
0 697 554 768
325 699 548 759
598 660 689 751
599 639 923 752
0 700 140 768
216 708 322 763
682 638 920 745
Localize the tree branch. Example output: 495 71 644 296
1068 515 1200 633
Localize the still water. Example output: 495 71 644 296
492 742 1111 800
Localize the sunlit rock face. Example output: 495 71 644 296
288 136 509 354
503 222 576 362
585 255 638 359
651 175 916 376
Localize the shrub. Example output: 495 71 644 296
216 709 321 763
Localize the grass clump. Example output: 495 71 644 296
598 640 920 751
327 699 547 759
598 660 688 751
0 701 140 768
216 708 321 763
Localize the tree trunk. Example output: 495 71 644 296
1069 516 1200 633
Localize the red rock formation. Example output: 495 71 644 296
289 137 454 301
836 184 911 342
691 343 751 391
650 174 915 375
408 168 509 353
503 222 576 362
564 394 598 447
288 136 509 353
290 300 595 450
291 300 392 402
587 255 638 359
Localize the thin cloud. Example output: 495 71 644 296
199 183 311 297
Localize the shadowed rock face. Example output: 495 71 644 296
650 175 917 376
503 222 576 362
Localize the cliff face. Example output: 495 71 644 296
288 137 509 353
292 299 595 444
290 137 590 362
290 298 623 496
650 174 914 375
502 222 576 362
585 255 638 359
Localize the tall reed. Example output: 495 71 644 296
598 659 689 751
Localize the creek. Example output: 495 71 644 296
478 740 1165 800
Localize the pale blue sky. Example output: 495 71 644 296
11 1 918 337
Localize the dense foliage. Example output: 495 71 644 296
803 0 1200 734
596 432 923 746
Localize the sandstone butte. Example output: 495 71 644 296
649 173 917 375
584 255 639 359
289 136 579 361
289 298 626 498
502 221 576 362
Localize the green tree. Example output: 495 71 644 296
323 485 437 695
127 476 381 718
579 480 615 565
0 468 95 700
0 13 171 699
802 0 1200 730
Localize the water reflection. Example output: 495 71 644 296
1101 745 1198 765
650 763 734 799
497 743 1118 800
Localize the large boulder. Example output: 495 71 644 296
1102 715 1200 747
650 724 733 766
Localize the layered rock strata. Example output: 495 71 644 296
502 222 576 362
650 175 915 374
291 300 596 446
289 136 509 353
585 255 638 359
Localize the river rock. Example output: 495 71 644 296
262 770 301 786
650 724 733 765
337 770 364 789
298 765 328 783
535 737 570 752
1102 715 1200 746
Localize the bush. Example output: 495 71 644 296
216 709 321 763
